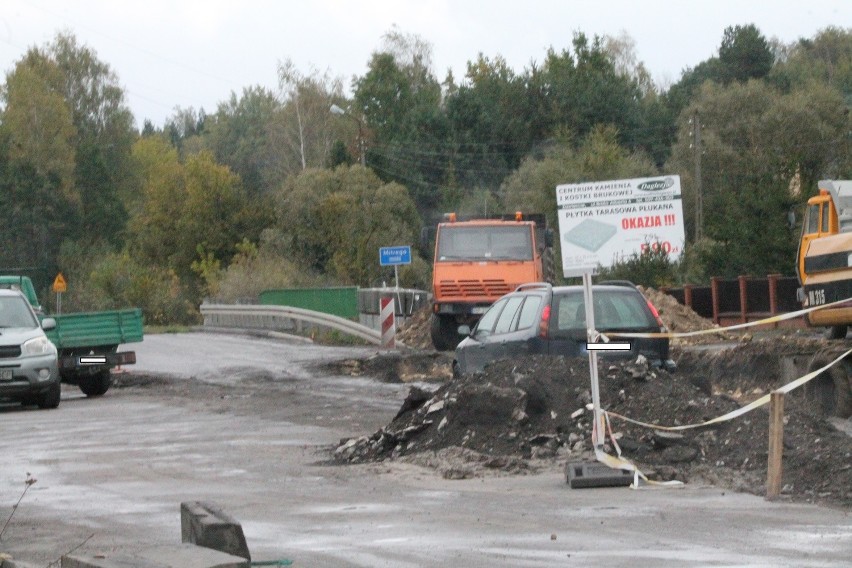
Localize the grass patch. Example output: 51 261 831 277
144 324 194 334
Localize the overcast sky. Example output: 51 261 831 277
1 1 849 128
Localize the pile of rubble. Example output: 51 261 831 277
396 306 434 350
335 345 851 507
638 285 730 344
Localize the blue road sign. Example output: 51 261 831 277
380 246 412 266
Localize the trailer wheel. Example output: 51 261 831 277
806 351 852 419
79 370 111 397
37 381 61 409
430 314 462 351
825 325 847 340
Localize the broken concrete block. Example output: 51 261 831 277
180 502 251 561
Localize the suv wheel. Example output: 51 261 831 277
37 381 61 409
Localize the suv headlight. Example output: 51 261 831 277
22 336 57 357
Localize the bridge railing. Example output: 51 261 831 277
199 303 382 345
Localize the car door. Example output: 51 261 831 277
478 295 526 366
457 297 509 373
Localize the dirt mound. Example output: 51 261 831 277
335 342 851 508
638 286 728 344
397 306 434 350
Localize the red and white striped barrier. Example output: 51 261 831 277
380 297 396 348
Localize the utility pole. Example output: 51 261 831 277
692 111 703 241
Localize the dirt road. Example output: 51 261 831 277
1 332 850 567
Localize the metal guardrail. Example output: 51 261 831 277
200 303 382 345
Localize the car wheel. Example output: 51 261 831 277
79 370 111 397
37 381 61 409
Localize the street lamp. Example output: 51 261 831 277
330 104 365 166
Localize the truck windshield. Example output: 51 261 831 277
0 296 38 328
437 225 533 261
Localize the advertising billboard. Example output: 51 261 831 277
556 175 685 277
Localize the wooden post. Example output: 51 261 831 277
766 391 785 500
711 277 720 325
768 273 779 329
738 275 748 324
684 284 693 310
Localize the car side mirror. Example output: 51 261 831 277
41 317 57 331
457 324 471 337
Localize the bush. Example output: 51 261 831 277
596 243 679 288
210 242 327 303
57 244 199 325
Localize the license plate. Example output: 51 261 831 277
471 306 489 314
0 368 13 381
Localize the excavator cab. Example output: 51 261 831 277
797 190 837 285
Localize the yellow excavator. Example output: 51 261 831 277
797 179 852 339
796 179 852 418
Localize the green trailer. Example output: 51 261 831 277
44 308 144 396
2 275 144 397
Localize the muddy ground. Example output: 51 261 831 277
327 298 852 510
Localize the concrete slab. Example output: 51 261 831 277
62 544 249 568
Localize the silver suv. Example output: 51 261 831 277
0 290 60 409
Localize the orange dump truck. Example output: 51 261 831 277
426 212 554 350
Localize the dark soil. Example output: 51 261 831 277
334 338 852 509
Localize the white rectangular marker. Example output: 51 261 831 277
80 356 107 364
586 342 631 351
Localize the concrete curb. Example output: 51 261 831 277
192 325 314 344
62 543 248 568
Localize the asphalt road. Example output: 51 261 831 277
1 332 850 567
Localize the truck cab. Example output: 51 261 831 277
427 212 554 350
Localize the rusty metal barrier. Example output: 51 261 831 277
664 274 803 327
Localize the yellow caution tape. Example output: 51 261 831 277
605 346 852 432
608 296 852 339
591 346 852 487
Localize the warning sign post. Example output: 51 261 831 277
52 272 67 315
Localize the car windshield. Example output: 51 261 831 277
0 296 38 328
437 225 533 261
551 289 654 333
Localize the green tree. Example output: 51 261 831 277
770 26 852 100
267 59 348 185
273 165 423 286
667 80 850 278
717 24 775 84
204 86 281 195
353 29 449 214
0 54 77 196
445 54 533 191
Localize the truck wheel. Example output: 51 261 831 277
430 314 461 351
825 325 847 340
37 381 61 409
806 351 852 419
79 370 111 397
